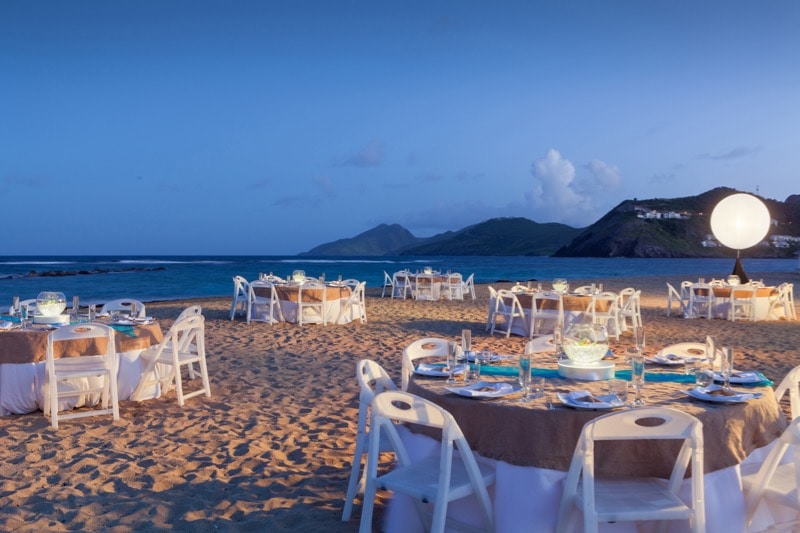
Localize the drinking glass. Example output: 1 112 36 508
518 353 531 402
705 335 718 372
633 325 646 356
553 324 565 361
12 296 19 316
695 364 713 388
721 347 735 390
19 306 29 329
607 379 628 404
447 341 459 384
88 304 97 322
461 329 472 357
530 376 546 399
631 355 646 406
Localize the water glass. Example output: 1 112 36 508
19 306 29 329
518 353 531 402
467 352 481 382
695 365 713 388
88 304 97 322
530 376 545 399
447 341 459 384
12 296 19 316
631 355 646 406
607 379 629 404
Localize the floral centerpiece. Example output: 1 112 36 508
36 292 67 316
292 270 306 283
562 323 609 365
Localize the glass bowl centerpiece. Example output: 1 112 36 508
727 274 740 286
552 278 569 293
36 291 67 316
423 266 433 275
562 323 609 365
292 270 306 283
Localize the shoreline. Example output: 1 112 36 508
0 272 798 531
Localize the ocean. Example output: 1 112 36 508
0 255 797 306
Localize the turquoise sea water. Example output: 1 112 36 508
0 255 796 305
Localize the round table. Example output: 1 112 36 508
383 361 787 532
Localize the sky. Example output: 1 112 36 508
1 0 799 256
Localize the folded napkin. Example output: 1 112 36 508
0 321 14 330
448 382 514 397
565 390 619 408
712 371 770 386
693 386 757 402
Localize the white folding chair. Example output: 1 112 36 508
556 407 705 533
768 283 797 321
442 273 464 301
687 283 715 319
342 359 398 522
44 323 120 430
131 314 211 406
248 281 283 325
666 282 689 317
359 390 496 533
229 275 249 320
486 286 498 331
618 288 642 331
491 289 526 338
401 337 452 391
741 417 800 532
100 298 146 319
460 273 477 300
729 286 757 322
298 281 327 326
774 365 800 421
529 291 564 338
392 271 412 300
381 271 393 298
336 280 367 324
414 274 435 301
588 291 621 341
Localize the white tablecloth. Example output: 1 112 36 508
382 427 794 533
0 348 163 416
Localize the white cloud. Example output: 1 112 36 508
525 149 621 227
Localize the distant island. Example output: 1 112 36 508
302 187 800 258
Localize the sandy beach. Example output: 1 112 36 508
1 272 798 532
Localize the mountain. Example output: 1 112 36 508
303 187 800 258
302 223 419 256
396 217 582 256
303 217 581 256
554 187 800 258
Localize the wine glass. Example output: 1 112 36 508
518 353 531 402
721 347 735 390
631 355 646 406
633 325 646 356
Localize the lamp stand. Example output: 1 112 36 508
731 251 750 284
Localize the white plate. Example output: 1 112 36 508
112 320 134 326
712 371 765 384
683 385 762 403
446 381 520 399
557 391 626 410
414 363 466 378
652 343 708 365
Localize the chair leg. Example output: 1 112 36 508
342 434 367 521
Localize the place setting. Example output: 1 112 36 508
683 345 766 404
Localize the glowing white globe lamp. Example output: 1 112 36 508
710 193 770 283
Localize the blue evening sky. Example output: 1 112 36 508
2 1 798 255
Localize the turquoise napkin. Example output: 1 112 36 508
109 324 137 338
479 365 772 386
